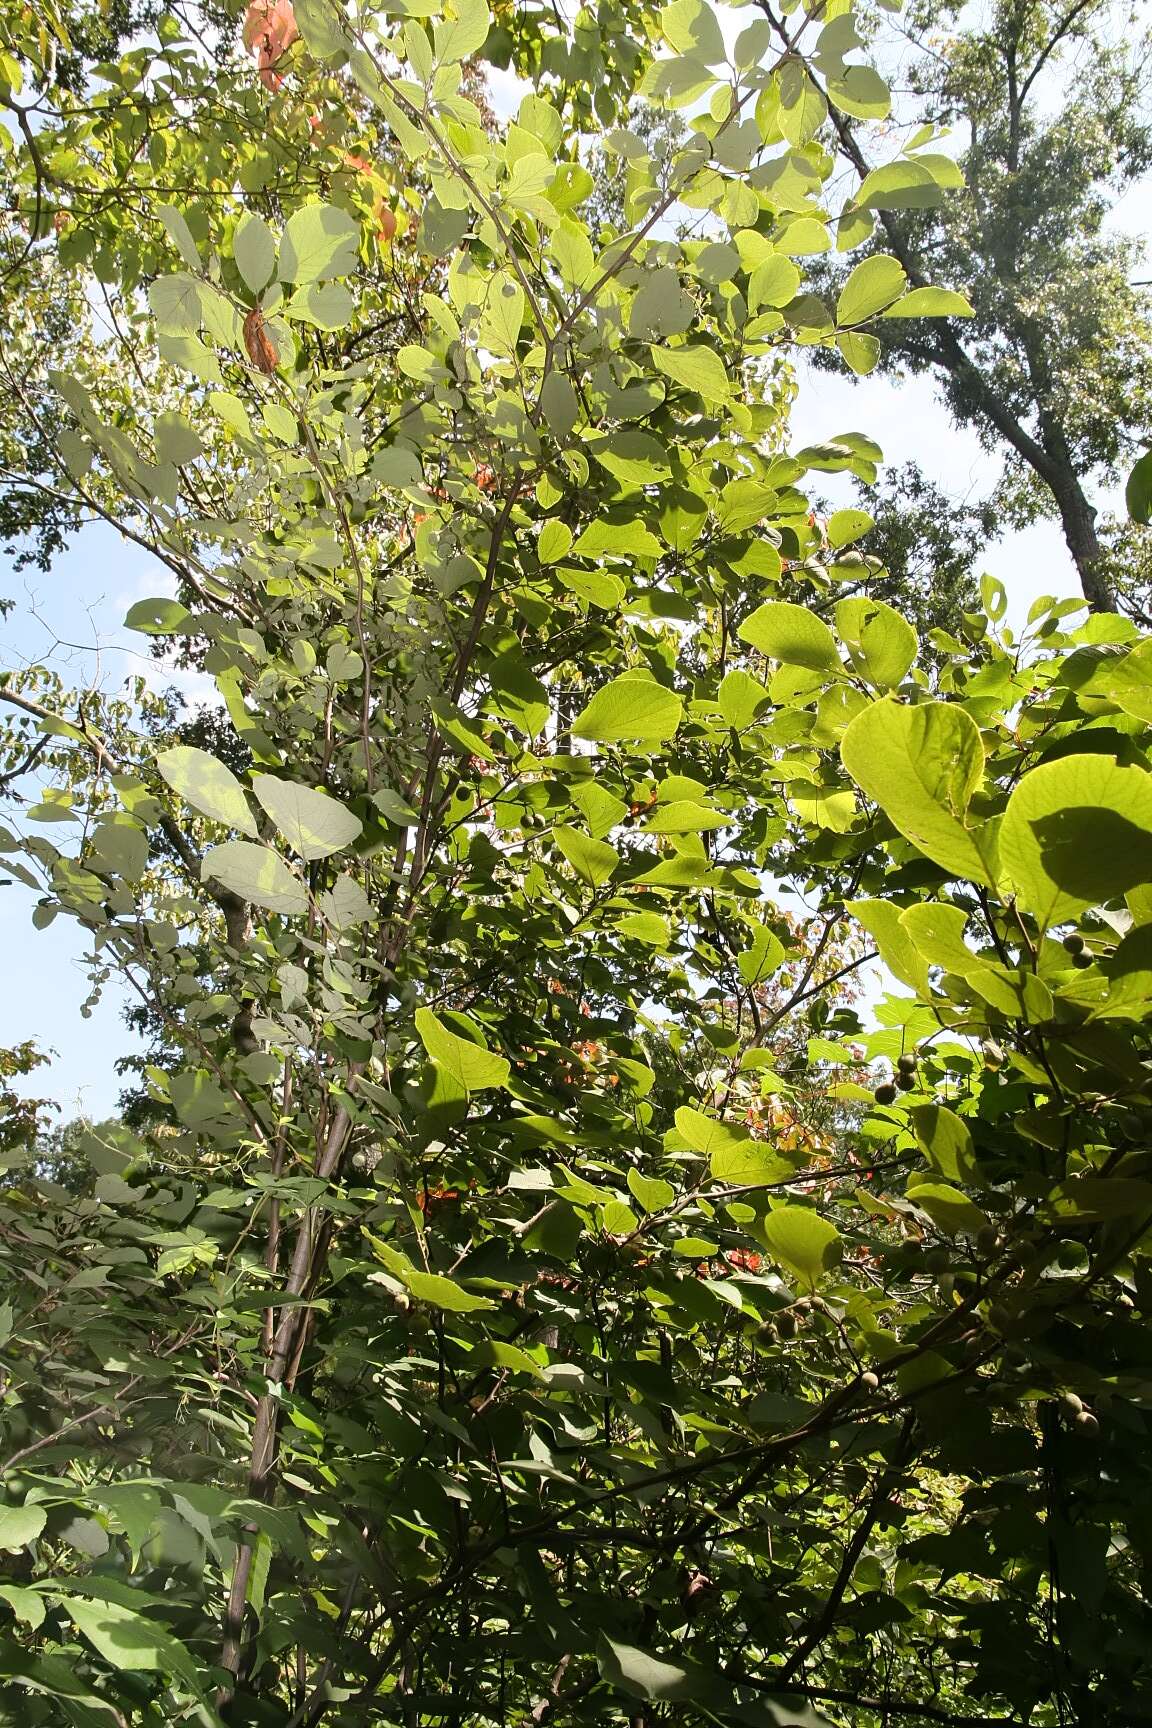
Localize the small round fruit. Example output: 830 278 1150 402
975 1226 1000 1256
860 1370 880 1392
1063 932 1085 955
897 1053 918 1074
895 1070 917 1092
1072 951 1093 969
1060 1391 1084 1414
1074 1410 1099 1436
924 1248 950 1273
775 1310 798 1339
874 1082 898 1106
756 1321 778 1345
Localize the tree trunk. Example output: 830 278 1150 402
1048 468 1114 613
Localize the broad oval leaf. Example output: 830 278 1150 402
157 747 259 837
415 1008 509 1093
202 842 309 915
573 676 683 744
252 775 361 860
910 1103 980 1184
761 1205 842 1290
999 755 1152 927
278 202 359 285
836 254 906 326
739 602 840 672
0 1502 47 1552
60 1596 199 1683
234 210 277 294
840 699 994 883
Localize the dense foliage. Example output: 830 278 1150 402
2 2 1152 1726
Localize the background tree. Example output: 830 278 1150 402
786 0 1152 615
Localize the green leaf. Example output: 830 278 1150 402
840 699 995 884
60 1596 199 1685
906 1180 988 1236
718 667 771 729
827 508 873 548
0 1503 46 1551
554 825 619 886
855 159 944 210
761 1205 842 1290
406 1270 495 1312
125 597 192 635
999 755 1152 927
415 1008 510 1092
288 281 355 330
157 746 258 837
659 0 725 63
836 254 906 325
279 202 359 285
836 330 881 374
676 1107 787 1185
777 59 827 145
252 775 362 861
0 1585 46 1628
488 651 550 735
1127 448 1152 525
827 64 891 120
910 1104 979 1184
739 601 840 672
616 911 671 946
480 271 525 356
153 412 204 467
835 596 918 690
538 521 573 563
628 1169 675 1213
651 343 729 402
234 210 277 294
883 287 974 318
158 204 201 267
736 925 785 986
849 898 929 994
641 799 728 834
573 676 683 743
148 272 204 335
434 0 491 64
202 842 309 915
571 519 664 560
598 1636 701 1702
294 0 352 55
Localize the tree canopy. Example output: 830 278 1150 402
805 0 1152 615
2 2 1152 1727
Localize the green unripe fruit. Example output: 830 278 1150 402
1060 1391 1084 1413
896 1070 917 1092
1063 932 1085 955
860 1370 880 1392
1072 951 1093 969
776 1311 798 1338
924 1248 950 1273
975 1226 1000 1256
897 1053 918 1074
756 1321 778 1345
1074 1410 1099 1436
874 1082 898 1106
